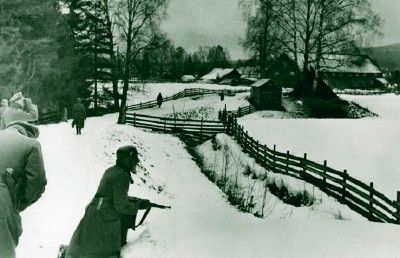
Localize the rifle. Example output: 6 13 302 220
135 202 171 228
149 202 171 209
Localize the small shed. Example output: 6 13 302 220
251 79 282 110
181 75 196 83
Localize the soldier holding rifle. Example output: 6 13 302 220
64 145 170 258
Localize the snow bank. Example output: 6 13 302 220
196 134 364 221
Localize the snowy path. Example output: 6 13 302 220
15 114 400 258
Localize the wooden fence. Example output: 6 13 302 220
38 110 62 125
125 112 226 144
126 88 250 111
229 118 400 224
218 104 256 122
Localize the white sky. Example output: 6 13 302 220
162 0 400 60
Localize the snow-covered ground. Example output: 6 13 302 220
96 82 250 107
340 93 400 118
239 94 400 200
14 112 400 258
133 92 250 120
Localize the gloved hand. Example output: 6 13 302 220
139 199 151 209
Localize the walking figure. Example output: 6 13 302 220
0 121 47 258
220 91 225 101
157 93 163 108
72 98 86 135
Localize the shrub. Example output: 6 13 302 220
304 98 347 118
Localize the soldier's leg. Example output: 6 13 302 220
120 214 135 246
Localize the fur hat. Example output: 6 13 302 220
7 121 40 139
9 92 25 109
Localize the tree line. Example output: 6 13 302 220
240 0 381 97
0 0 231 121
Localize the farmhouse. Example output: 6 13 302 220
200 68 241 83
250 79 282 110
267 53 385 89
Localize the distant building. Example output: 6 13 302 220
236 66 260 79
200 68 241 83
267 53 385 89
250 79 282 110
181 75 196 83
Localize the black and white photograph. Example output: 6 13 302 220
1 0 400 257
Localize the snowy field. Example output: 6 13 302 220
133 92 250 120
239 94 400 200
96 82 250 107
14 112 400 258
340 93 400 118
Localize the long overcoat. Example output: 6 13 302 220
65 165 143 258
0 129 47 258
72 103 86 128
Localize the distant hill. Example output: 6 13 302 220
364 43 400 71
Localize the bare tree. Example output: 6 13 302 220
114 0 169 122
240 0 282 77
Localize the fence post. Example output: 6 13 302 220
174 116 177 131
286 151 289 174
273 145 276 170
342 170 347 203
369 182 374 220
256 141 259 162
163 118 167 132
303 153 307 177
133 113 136 127
323 160 327 185
397 191 400 224
238 107 241 117
140 102 142 109
200 118 204 142
264 145 268 167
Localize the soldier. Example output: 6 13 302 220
72 98 86 135
65 146 151 258
0 92 38 129
157 93 163 108
0 121 47 258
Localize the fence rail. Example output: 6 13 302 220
218 105 256 122
229 118 400 224
125 112 226 144
126 88 250 111
38 110 62 125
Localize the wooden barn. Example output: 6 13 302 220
267 53 385 89
250 79 282 110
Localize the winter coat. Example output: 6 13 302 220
72 103 86 128
0 129 47 258
0 105 38 130
0 106 8 119
65 165 144 258
157 94 163 106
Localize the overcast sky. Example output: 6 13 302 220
162 0 400 60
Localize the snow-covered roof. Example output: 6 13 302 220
375 78 389 85
201 68 237 80
287 53 382 74
251 79 273 87
181 75 196 80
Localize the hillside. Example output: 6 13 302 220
364 43 400 71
